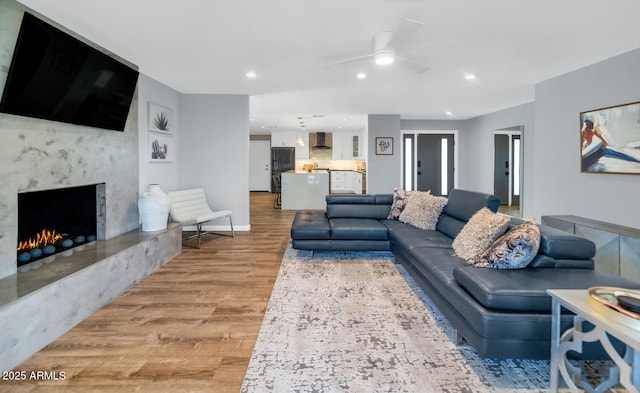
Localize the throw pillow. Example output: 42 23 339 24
387 188 416 220
398 191 447 230
473 219 541 269
452 208 510 262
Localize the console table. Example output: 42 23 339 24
541 215 640 281
548 289 640 393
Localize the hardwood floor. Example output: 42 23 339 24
4 192 295 393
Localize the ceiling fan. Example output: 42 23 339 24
328 18 429 74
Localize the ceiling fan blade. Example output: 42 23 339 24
386 18 424 50
324 53 373 68
396 55 430 73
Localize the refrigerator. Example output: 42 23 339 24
271 147 295 191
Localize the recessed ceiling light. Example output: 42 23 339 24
246 71 257 78
356 72 367 79
445 111 453 116
464 73 476 80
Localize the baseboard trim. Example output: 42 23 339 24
182 224 250 232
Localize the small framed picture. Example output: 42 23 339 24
148 102 173 133
148 132 174 162
376 137 393 155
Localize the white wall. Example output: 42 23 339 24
179 94 250 229
137 74 181 196
530 48 640 227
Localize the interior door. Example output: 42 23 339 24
416 134 454 196
494 134 510 204
249 140 271 191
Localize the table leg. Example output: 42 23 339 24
550 297 561 393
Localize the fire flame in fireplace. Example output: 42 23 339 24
17 228 63 252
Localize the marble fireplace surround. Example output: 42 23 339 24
0 0 179 373
0 0 141 280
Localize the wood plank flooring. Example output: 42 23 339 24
3 192 295 393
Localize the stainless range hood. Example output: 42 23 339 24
311 132 332 150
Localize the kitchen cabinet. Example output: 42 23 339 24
332 133 352 160
352 171 363 194
352 131 364 159
271 131 296 147
330 170 363 194
332 131 364 159
330 170 347 192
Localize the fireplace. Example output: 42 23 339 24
17 183 106 270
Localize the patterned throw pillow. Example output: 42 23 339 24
398 191 447 230
472 219 541 269
387 188 416 220
452 208 510 262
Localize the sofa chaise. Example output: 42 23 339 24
290 189 640 358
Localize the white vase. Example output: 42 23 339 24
138 184 171 231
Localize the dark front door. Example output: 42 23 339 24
494 134 510 204
416 134 454 196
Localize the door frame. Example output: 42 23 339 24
493 127 523 207
401 130 458 192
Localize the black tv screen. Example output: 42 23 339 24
0 12 139 131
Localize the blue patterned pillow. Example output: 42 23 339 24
387 188 415 220
472 219 541 269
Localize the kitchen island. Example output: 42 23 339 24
281 170 329 210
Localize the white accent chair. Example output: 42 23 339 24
167 188 234 248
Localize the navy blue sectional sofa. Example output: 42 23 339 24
290 189 640 358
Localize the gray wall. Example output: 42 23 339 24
530 48 640 227
179 94 251 229
0 0 140 279
137 74 181 196
367 114 401 194
463 102 535 215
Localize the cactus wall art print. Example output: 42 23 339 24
148 133 173 162
148 102 173 133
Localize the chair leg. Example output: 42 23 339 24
197 223 202 248
229 215 234 237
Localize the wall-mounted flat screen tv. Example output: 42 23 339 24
0 12 139 132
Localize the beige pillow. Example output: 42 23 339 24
398 191 447 230
473 219 541 269
452 208 510 262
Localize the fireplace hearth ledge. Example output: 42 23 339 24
0 223 182 372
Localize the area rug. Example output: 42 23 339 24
240 245 620 393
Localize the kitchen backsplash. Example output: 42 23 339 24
296 159 366 172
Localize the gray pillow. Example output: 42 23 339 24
398 191 447 230
472 219 541 269
452 208 510 262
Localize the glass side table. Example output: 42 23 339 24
547 289 640 393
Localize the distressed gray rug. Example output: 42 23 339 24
240 245 619 393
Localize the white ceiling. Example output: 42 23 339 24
16 0 640 135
